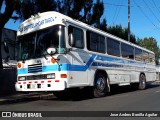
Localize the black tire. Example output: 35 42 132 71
93 73 110 97
139 74 146 90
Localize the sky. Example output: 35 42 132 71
4 0 160 46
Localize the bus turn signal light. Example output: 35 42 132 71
61 74 67 78
51 57 56 64
17 63 22 68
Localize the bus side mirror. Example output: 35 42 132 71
3 41 9 53
69 33 74 47
47 47 56 55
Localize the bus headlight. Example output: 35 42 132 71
46 74 55 79
18 76 26 81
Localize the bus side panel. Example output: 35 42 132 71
66 51 92 87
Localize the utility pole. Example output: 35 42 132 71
128 0 130 42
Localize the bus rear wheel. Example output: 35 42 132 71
93 73 110 97
139 74 146 90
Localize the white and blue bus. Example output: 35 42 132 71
15 11 156 98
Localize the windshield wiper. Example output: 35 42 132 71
22 54 28 63
43 54 48 60
42 52 48 60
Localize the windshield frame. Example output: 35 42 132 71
17 25 66 61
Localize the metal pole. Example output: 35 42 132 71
128 0 130 42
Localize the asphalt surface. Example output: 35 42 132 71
0 82 160 120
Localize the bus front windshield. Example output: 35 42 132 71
18 25 65 60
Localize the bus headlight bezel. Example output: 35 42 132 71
46 73 55 79
18 76 26 81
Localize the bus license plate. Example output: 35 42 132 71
28 84 36 89
31 84 36 89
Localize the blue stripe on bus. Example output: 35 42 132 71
95 56 145 66
92 62 123 68
18 55 96 75
17 54 146 75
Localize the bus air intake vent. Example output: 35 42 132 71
27 74 45 80
28 63 42 73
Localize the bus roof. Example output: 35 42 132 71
17 11 154 54
17 11 65 36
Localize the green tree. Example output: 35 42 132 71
91 0 104 28
137 37 160 64
100 18 107 31
17 0 57 20
57 0 104 26
106 25 136 44
0 0 58 68
0 0 20 68
0 0 105 68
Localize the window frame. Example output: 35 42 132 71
135 47 143 61
107 37 120 57
68 25 84 49
142 51 149 63
121 43 134 60
87 31 106 53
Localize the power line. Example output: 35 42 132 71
103 2 131 7
143 0 160 24
133 0 160 30
111 0 123 25
112 1 119 24
104 2 160 8
151 0 160 16
114 0 123 24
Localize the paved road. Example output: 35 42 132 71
0 84 160 120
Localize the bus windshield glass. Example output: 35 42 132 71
18 25 65 60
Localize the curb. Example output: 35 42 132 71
152 81 160 85
0 93 53 105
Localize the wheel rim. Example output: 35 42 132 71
140 75 146 89
96 77 105 92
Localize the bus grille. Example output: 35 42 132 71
26 74 45 80
28 64 42 73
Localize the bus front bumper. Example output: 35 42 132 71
15 79 66 92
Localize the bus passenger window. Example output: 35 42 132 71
149 53 155 63
87 31 105 53
107 38 120 57
135 48 142 61
121 43 134 59
143 51 149 63
68 26 84 49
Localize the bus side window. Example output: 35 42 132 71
121 43 134 59
107 38 120 57
87 31 105 53
149 53 155 64
135 48 142 61
143 51 149 63
68 26 84 49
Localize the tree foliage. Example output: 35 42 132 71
0 0 20 68
137 37 160 64
16 0 57 20
0 0 159 68
57 0 104 26
0 0 105 68
99 24 137 44
91 0 104 28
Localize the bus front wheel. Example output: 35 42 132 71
93 73 110 97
